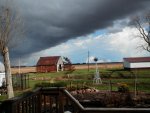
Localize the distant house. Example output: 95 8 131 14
123 57 150 69
36 56 64 72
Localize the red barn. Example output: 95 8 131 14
36 56 64 73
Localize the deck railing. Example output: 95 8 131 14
0 87 150 113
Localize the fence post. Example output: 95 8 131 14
24 74 26 89
59 89 64 113
109 80 112 92
28 74 30 88
20 74 23 90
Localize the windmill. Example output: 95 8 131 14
93 57 102 84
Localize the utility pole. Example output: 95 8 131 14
18 58 21 75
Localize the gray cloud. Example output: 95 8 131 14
2 0 150 61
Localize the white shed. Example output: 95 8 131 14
0 73 5 87
123 57 150 69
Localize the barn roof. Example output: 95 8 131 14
37 56 61 66
124 57 150 63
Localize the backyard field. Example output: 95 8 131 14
0 68 150 101
28 68 150 93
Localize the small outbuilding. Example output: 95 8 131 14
123 57 150 69
36 56 64 73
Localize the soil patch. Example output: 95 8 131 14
71 89 150 108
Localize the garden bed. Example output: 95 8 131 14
71 89 150 108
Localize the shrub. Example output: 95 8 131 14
67 82 90 91
117 83 129 93
34 81 67 88
110 72 120 78
101 72 111 78
110 71 132 78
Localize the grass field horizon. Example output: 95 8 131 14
29 68 150 92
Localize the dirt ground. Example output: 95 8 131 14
71 89 150 108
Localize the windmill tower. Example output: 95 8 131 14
93 57 102 84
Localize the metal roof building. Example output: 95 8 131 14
123 57 150 69
36 56 64 72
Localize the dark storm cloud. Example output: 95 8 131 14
8 0 150 59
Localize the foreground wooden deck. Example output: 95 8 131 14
0 87 150 113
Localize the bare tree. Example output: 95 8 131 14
134 13 150 52
133 14 150 98
0 3 23 98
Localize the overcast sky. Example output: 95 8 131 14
0 0 150 67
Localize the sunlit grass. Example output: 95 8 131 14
27 68 150 92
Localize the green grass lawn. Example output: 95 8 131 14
27 68 150 91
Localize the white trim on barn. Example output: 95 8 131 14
56 57 64 72
123 57 150 69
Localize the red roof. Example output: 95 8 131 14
37 56 61 66
124 57 150 63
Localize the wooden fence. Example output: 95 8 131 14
0 74 29 95
0 87 150 113
12 74 30 90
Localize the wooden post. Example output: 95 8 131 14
56 96 59 113
58 92 64 113
28 74 30 88
109 80 112 92
37 93 42 113
49 96 53 113
43 95 46 112
29 98 32 113
21 74 23 90
82 82 84 94
22 100 25 113
24 74 27 89
25 99 28 113
70 81 72 90
31 96 34 113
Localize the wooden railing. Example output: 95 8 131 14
0 87 150 113
0 88 41 113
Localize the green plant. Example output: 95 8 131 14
34 81 67 88
117 83 129 93
101 72 111 78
